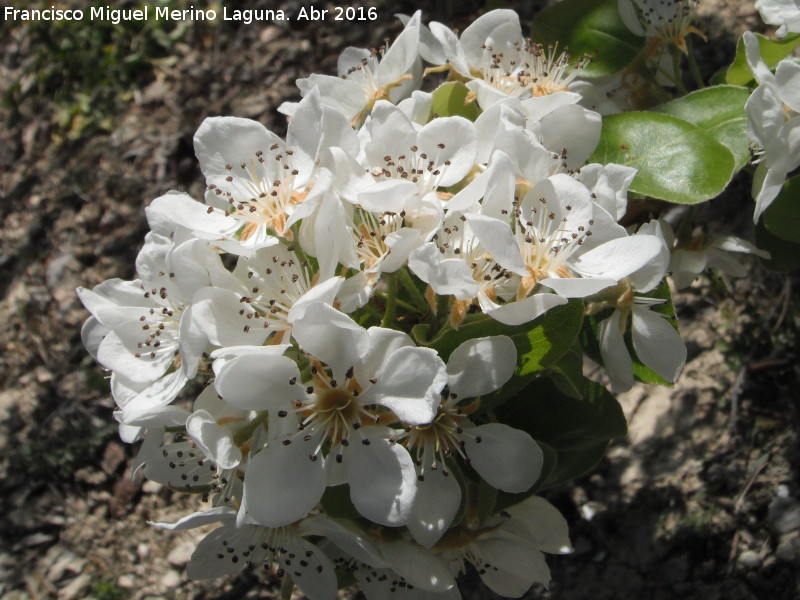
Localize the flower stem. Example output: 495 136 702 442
397 266 429 314
671 47 689 95
381 272 398 328
686 37 704 89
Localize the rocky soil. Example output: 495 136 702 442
1 1 798 599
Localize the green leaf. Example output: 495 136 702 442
493 375 626 501
589 112 736 204
726 33 800 86
763 174 800 244
756 221 800 272
538 441 610 489
428 300 583 367
320 485 360 520
532 0 645 78
430 81 480 121
427 300 584 411
653 85 752 171
549 343 584 399
496 375 626 450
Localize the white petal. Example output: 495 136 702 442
186 410 242 469
186 525 255 579
598 310 634 394
300 515 388 569
465 214 527 275
243 437 326 527
377 228 423 274
484 293 568 326
149 506 236 531
347 434 417 526
417 117 477 186
190 287 270 348
361 346 446 425
194 116 283 180
380 540 457 592
447 336 517 399
540 277 617 298
539 104 602 168
409 243 479 300
284 537 338 600
357 179 418 213
286 276 344 324
776 59 800 113
408 469 462 548
572 235 665 281
743 31 775 86
462 423 543 493
120 404 190 428
146 191 235 238
632 307 686 383
291 302 370 378
215 353 303 411
503 495 573 554
459 9 521 67
478 538 549 595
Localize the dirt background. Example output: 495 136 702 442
1 1 798 599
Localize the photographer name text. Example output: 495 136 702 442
3 4 378 25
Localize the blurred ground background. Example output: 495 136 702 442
1 1 798 599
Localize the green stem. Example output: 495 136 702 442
686 37 704 89
670 46 689 95
380 273 398 328
397 266 429 314
233 411 268 446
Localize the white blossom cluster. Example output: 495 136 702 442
72 9 752 599
742 31 800 222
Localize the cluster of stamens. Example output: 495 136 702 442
238 246 314 333
477 39 589 98
278 359 385 463
206 145 304 241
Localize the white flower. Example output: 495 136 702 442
464 174 664 325
755 0 800 37
436 496 571 597
77 233 228 391
427 9 588 108
187 242 344 349
590 226 685 393
192 89 353 250
743 31 800 222
292 15 422 123
618 0 699 53
154 509 375 600
213 303 447 528
402 336 544 548
654 220 771 289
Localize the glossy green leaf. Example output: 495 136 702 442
427 300 584 412
726 32 800 86
653 85 752 171
430 81 480 121
589 112 736 204
532 0 645 77
763 175 800 244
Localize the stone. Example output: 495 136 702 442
167 540 195 568
59 573 92 600
737 550 760 569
